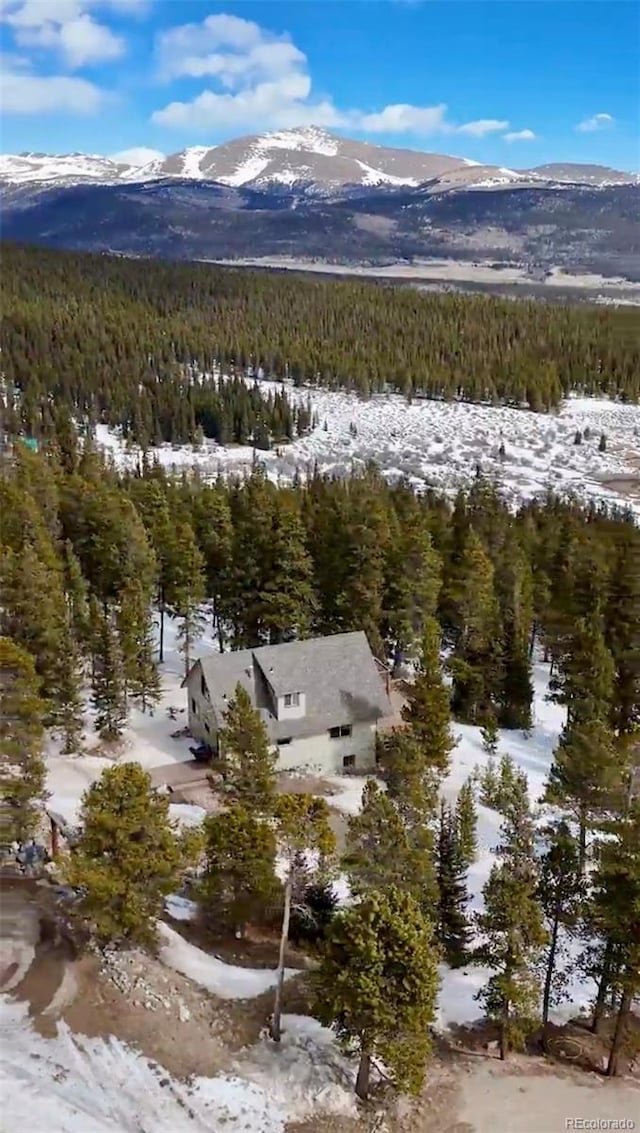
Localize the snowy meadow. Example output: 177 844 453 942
97 385 640 516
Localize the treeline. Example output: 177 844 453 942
2 245 640 449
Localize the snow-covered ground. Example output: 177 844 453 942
4 640 609 1130
157 922 297 999
95 389 640 516
0 998 357 1133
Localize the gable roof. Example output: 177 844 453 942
191 631 393 742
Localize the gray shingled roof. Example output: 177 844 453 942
196 631 393 742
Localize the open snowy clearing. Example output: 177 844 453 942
96 390 640 517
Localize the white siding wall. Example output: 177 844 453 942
276 692 306 721
186 669 217 745
186 668 377 774
276 722 377 774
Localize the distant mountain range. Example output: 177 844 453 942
1 127 638 284
1 127 636 191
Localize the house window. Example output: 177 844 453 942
204 721 210 734
343 754 356 769
191 697 197 715
329 724 352 739
201 674 208 698
278 737 292 746
284 692 300 708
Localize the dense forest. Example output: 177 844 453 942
2 433 639 1088
2 244 640 449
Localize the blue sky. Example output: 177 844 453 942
1 1 638 168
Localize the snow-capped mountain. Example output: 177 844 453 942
0 151 138 186
1 129 636 193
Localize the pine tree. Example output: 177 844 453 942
219 684 277 813
549 613 615 728
270 793 336 1041
377 726 438 826
401 616 454 778
56 623 85 754
475 779 547 1059
165 520 206 677
436 800 471 967
544 719 625 873
62 538 91 645
343 780 434 910
455 778 478 868
448 530 502 723
591 801 640 1076
66 763 185 946
383 500 441 668
199 804 280 937
481 714 499 756
605 531 640 736
313 888 440 1099
537 819 584 1026
0 637 47 842
117 576 161 712
91 607 127 740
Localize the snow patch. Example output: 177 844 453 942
157 921 298 999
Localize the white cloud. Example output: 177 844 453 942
358 103 448 134
576 112 614 133
2 1 131 68
111 145 164 166
456 118 509 137
0 62 104 113
152 12 512 140
503 128 536 142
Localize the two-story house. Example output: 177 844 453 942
183 631 395 775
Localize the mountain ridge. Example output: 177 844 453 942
1 126 636 192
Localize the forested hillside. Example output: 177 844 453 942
2 245 639 449
3 435 639 1085
2 439 638 752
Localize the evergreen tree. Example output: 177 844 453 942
271 794 336 1041
55 624 85 754
165 519 206 676
219 684 277 813
199 804 280 937
289 878 339 948
448 530 502 723
313 888 440 1099
436 799 471 967
401 616 454 778
474 780 546 1059
0 637 47 842
494 532 534 729
537 819 584 1025
591 801 640 1076
343 780 434 910
91 607 127 740
67 763 185 946
605 531 640 736
544 719 625 873
62 538 91 645
377 726 438 826
481 714 499 756
548 613 615 728
383 500 441 667
455 778 478 868
117 576 161 712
